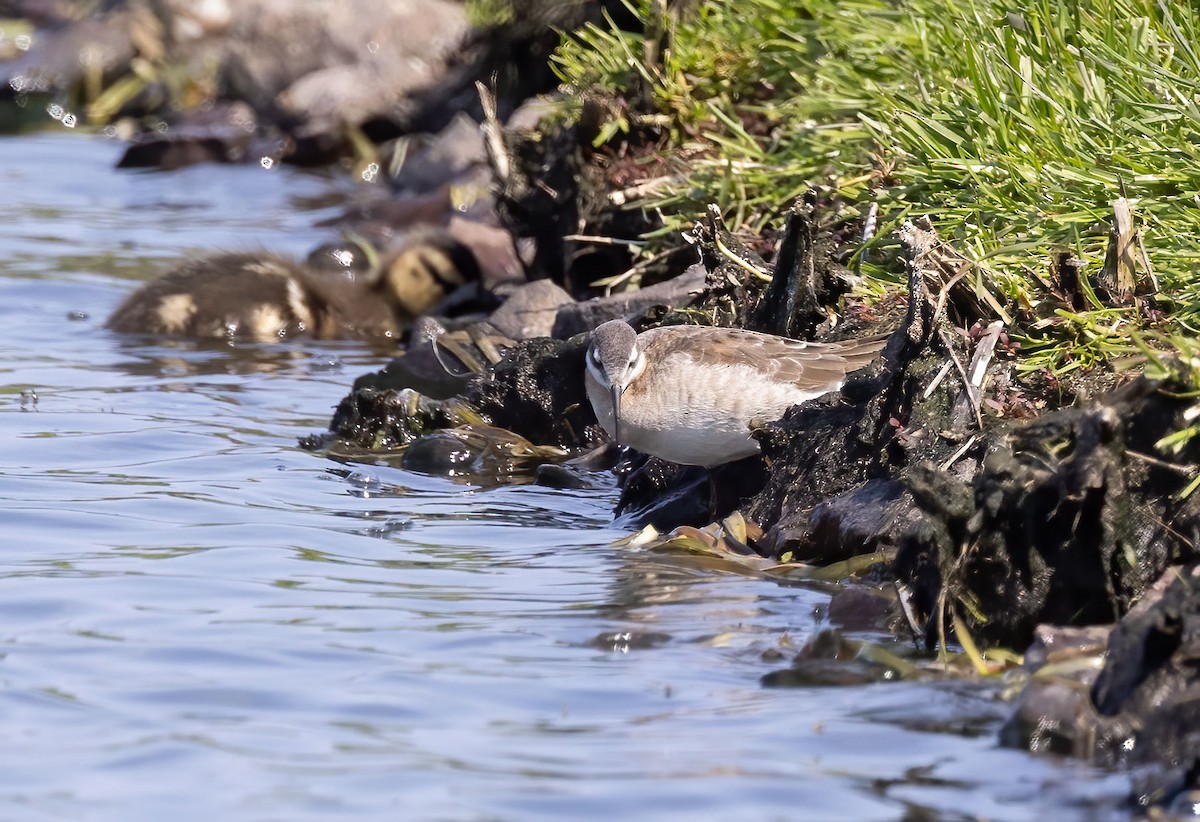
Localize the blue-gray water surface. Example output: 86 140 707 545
0 132 1129 820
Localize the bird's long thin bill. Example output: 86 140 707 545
610 385 621 446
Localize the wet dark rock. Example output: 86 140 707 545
565 443 621 474
313 328 607 454
1001 674 1100 758
762 628 911 687
614 457 709 531
1022 624 1112 673
534 463 599 491
999 624 1114 758
401 430 476 476
322 387 453 452
351 319 478 400
896 378 1200 650
612 453 769 531
485 280 574 340
766 479 921 565
825 585 899 634
468 335 605 451
399 424 565 479
997 566 1200 811
748 192 853 340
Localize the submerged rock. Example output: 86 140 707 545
998 565 1200 811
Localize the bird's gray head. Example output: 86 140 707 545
586 319 645 445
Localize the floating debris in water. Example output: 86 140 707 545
357 517 414 538
584 631 673 653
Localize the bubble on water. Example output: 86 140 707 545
261 156 275 169
61 113 76 128
66 310 89 321
308 355 343 373
361 162 379 183
360 517 413 538
14 34 31 51
367 40 380 54
344 471 387 498
46 103 63 120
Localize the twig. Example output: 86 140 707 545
475 80 509 184
922 360 954 400
1126 449 1194 476
590 247 679 295
610 175 680 205
940 434 979 471
715 234 772 282
859 201 879 266
563 234 646 247
938 328 981 429
964 321 1004 423
894 581 925 647
932 266 969 322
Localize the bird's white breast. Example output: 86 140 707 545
587 356 833 467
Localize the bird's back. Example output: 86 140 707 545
614 325 889 466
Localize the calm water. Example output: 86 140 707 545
0 132 1128 820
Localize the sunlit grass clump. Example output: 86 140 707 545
553 0 1200 374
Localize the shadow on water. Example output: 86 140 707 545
0 132 1134 820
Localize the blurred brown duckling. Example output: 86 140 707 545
368 228 491 324
106 229 486 342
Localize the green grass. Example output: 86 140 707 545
552 0 1200 374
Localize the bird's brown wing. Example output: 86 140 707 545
638 325 889 390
